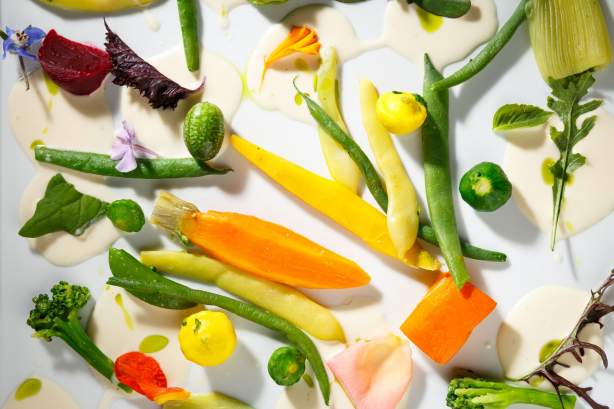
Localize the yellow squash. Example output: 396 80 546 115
36 0 155 13
360 79 420 258
230 134 439 271
141 250 345 342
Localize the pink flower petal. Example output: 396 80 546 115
133 144 158 159
110 142 129 160
115 151 137 173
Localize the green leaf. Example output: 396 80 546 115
19 174 109 238
493 104 552 131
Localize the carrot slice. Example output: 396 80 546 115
400 274 496 364
151 192 371 289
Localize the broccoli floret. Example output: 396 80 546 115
447 378 577 409
27 281 115 381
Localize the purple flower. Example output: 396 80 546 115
110 121 157 173
2 26 46 61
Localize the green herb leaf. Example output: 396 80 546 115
546 71 602 249
492 104 552 131
19 174 109 238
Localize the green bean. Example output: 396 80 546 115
430 0 528 92
177 0 200 72
423 54 470 288
412 0 471 18
107 248 330 404
294 80 389 211
417 224 506 262
35 146 230 179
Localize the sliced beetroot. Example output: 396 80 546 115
38 30 112 96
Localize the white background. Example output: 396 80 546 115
1 0 614 408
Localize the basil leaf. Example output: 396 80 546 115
492 104 552 131
19 174 109 238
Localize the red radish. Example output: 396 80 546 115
38 30 112 95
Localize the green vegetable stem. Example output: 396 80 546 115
183 102 225 162
177 0 200 72
430 0 528 92
422 54 470 289
446 377 576 409
35 146 230 179
459 162 512 212
410 0 472 18
106 248 331 404
417 225 506 262
268 346 306 386
106 199 146 232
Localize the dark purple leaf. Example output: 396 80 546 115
104 21 204 110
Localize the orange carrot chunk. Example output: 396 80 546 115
151 192 371 290
400 274 496 365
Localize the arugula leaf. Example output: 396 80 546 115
19 174 109 238
546 71 602 249
492 104 552 131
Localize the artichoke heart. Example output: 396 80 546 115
527 0 612 80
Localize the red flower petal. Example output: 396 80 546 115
114 352 168 400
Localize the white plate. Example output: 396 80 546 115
1 1 614 408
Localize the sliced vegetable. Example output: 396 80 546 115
164 393 254 409
38 30 111 96
528 0 612 80
400 274 496 364
177 0 200 72
105 22 204 110
430 0 528 91
140 250 345 342
492 104 552 132
295 80 389 212
447 378 576 409
179 310 237 366
106 199 146 232
327 334 413 409
231 134 440 270
107 248 331 404
35 0 158 12
316 46 361 192
410 0 471 18
360 80 419 257
183 102 225 162
264 26 320 75
34 147 230 179
268 346 306 386
459 162 512 212
422 55 469 289
19 174 108 238
114 352 190 404
150 191 371 289
375 91 427 135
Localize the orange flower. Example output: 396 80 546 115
264 26 320 74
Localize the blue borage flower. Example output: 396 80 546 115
1 25 46 90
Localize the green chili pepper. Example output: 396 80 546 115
423 54 470 289
177 0 200 72
268 346 306 386
106 248 330 404
430 0 528 91
35 146 230 179
294 80 389 212
106 199 146 232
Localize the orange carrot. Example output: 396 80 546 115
150 191 371 289
400 274 496 364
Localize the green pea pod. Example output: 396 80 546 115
412 0 471 18
177 0 200 72
422 55 470 289
35 146 230 179
107 248 331 404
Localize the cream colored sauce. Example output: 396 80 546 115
503 108 614 237
382 0 498 69
9 70 120 266
497 286 603 384
277 297 410 409
88 286 202 386
2 378 79 409
246 5 374 124
202 0 247 28
121 47 243 158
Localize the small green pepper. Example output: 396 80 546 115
106 199 146 232
459 162 512 212
267 346 306 386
